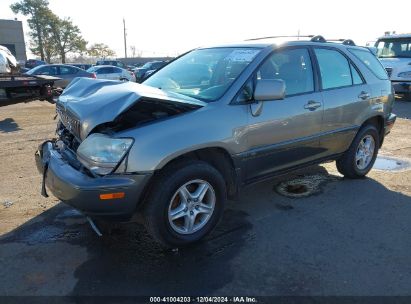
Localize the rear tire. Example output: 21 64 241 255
143 160 226 248
336 124 380 179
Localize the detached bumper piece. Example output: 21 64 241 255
384 113 397 136
35 141 152 221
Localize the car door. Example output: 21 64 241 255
35 65 57 76
35 66 62 87
243 47 324 181
313 47 371 156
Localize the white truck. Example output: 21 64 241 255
375 34 411 100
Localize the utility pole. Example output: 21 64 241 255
123 18 127 58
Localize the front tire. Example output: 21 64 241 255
143 160 226 247
336 124 380 179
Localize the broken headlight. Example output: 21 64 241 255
76 133 133 175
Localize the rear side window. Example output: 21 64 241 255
38 66 58 76
314 48 352 89
96 67 111 74
257 48 314 96
349 48 388 80
106 67 116 74
60 66 78 75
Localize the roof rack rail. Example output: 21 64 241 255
342 39 356 46
244 35 357 46
310 35 326 42
310 36 356 46
245 35 315 41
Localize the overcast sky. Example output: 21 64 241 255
1 0 410 58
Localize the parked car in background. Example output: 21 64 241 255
26 64 96 88
25 59 46 70
375 34 411 99
36 36 396 247
95 60 127 69
87 65 136 82
69 63 93 71
134 60 167 82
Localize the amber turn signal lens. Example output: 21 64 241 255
99 192 125 200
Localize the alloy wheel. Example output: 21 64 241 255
355 135 375 170
167 179 216 235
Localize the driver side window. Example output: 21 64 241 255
236 48 314 103
257 48 314 96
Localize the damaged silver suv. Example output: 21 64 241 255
36 36 396 247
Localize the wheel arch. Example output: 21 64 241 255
153 147 240 200
359 115 384 147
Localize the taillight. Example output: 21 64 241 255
90 73 96 79
130 72 135 77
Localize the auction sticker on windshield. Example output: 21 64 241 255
224 49 260 62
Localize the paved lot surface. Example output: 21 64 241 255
0 97 410 296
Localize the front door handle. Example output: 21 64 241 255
358 91 370 100
304 100 322 111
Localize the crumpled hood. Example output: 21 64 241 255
57 77 206 140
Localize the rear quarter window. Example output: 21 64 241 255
348 48 388 80
314 48 352 90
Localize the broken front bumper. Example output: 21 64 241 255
35 141 152 221
384 113 397 136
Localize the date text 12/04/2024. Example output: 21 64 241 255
149 296 257 303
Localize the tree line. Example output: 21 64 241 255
11 0 116 63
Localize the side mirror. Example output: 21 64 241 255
254 79 285 101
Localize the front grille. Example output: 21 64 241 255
385 67 393 78
56 104 81 139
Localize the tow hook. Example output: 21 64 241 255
86 217 103 237
41 161 49 197
38 140 54 198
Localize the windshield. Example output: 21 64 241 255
142 62 153 69
25 65 43 74
376 38 411 58
87 66 97 72
143 47 261 102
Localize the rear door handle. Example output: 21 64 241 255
304 100 322 111
358 91 370 100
